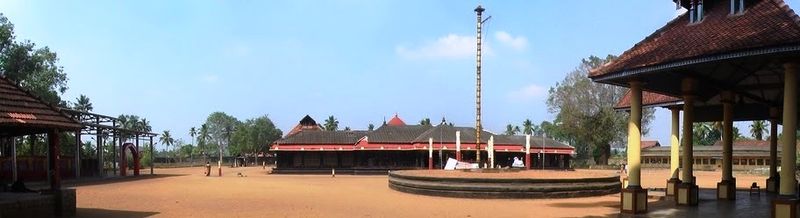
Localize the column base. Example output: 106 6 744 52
676 183 699 206
767 176 780 193
666 178 681 196
620 186 648 214
772 196 799 218
717 178 736 200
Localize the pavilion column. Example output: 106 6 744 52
774 62 798 218
150 136 154 175
525 134 531 170
717 91 736 200
12 137 17 182
97 129 103 177
455 131 461 161
677 78 699 206
666 108 681 196
767 107 780 193
48 130 61 191
428 138 433 170
75 130 81 179
621 81 647 214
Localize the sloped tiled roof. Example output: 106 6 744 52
367 125 432 143
493 135 574 149
591 0 800 77
615 90 682 109
387 114 406 126
641 140 661 149
0 76 82 135
711 139 772 147
411 125 494 144
276 130 366 145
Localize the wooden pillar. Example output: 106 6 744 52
774 62 799 218
677 78 699 206
150 136 154 175
11 137 17 182
667 108 681 196
97 128 103 177
767 107 780 193
134 135 140 176
48 129 61 191
75 130 81 179
455 131 461 161
621 81 647 214
718 91 736 200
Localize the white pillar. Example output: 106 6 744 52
456 131 461 161
489 136 494 168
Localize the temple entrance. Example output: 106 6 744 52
119 143 140 176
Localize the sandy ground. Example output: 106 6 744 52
72 167 767 218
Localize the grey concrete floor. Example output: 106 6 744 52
636 189 774 218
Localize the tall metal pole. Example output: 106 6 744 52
474 5 485 166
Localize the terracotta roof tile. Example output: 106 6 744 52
591 0 800 77
615 90 682 109
0 76 82 132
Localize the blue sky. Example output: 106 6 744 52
3 1 799 150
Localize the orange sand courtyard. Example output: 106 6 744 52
70 167 767 217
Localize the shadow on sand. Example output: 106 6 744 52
77 208 159 218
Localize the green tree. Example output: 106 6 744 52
198 124 212 162
504 124 520 135
229 115 283 165
522 119 534 135
0 14 68 105
419 118 432 126
73 94 93 112
750 120 767 141
159 130 175 160
204 112 240 161
547 55 655 165
368 123 375 131
323 115 339 131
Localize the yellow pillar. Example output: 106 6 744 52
773 62 798 218
718 91 735 200
677 77 698 206
767 107 780 193
779 63 797 197
621 81 647 214
627 81 642 187
681 80 695 184
670 108 680 179
666 108 681 196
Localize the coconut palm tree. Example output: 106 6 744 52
198 124 211 162
159 130 175 162
750 120 767 141
504 124 520 135
522 119 534 135
324 116 339 131
73 94 93 112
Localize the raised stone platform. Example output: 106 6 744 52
388 169 621 199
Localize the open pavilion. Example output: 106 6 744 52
590 0 800 216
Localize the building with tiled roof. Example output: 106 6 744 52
641 139 790 171
270 115 575 173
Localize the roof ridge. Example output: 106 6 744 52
772 0 800 26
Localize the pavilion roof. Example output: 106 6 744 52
493 135 574 149
411 125 494 144
615 90 682 109
367 125 432 143
275 130 366 145
590 0 800 78
0 76 82 136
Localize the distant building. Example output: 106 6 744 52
270 114 576 173
641 139 783 170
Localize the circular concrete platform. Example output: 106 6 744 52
388 169 621 199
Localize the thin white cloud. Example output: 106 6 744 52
396 34 490 60
508 84 547 101
494 31 528 51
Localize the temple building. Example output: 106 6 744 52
590 0 800 215
270 115 575 174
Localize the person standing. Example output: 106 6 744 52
205 161 211 176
